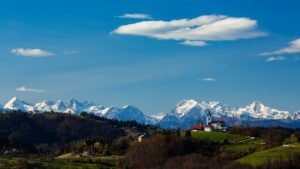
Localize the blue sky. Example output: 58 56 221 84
1 0 300 114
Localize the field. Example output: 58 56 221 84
238 143 300 166
56 153 117 166
0 155 116 169
183 131 300 166
223 138 265 151
187 131 249 143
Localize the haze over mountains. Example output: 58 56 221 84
1 97 300 129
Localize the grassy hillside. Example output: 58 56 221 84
223 138 265 151
0 112 156 154
56 153 117 166
187 131 248 143
0 156 113 169
238 143 300 166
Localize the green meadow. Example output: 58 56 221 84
0 155 116 169
186 131 249 143
188 131 300 167
238 143 300 166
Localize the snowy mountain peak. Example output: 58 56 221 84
172 99 232 118
150 112 166 120
123 105 139 110
121 105 144 116
34 98 101 114
172 99 199 117
236 101 290 120
6 97 21 105
65 98 79 104
291 111 300 120
247 101 265 110
177 99 198 107
4 97 35 112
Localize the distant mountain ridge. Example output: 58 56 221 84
1 97 152 124
1 97 300 129
159 99 298 129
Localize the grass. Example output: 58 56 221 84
223 138 265 151
56 153 117 166
238 143 300 166
186 131 248 143
56 153 81 159
0 155 116 169
33 160 110 169
224 143 259 151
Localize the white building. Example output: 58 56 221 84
204 110 226 132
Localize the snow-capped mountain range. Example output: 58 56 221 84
158 99 299 129
0 97 299 129
1 97 150 124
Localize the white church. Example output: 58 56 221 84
204 111 227 132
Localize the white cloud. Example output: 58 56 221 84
118 13 152 19
113 15 266 45
261 38 300 56
181 40 207 47
266 56 286 62
16 86 44 93
201 77 216 82
11 48 54 57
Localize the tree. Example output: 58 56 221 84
185 130 192 138
263 128 290 147
175 128 181 137
290 134 299 143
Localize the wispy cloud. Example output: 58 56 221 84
261 38 300 56
63 50 78 55
266 56 286 62
181 40 207 47
16 86 44 93
11 48 54 57
201 77 217 82
117 13 152 19
113 15 267 46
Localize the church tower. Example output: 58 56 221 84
206 110 212 125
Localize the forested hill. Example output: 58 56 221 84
0 112 156 153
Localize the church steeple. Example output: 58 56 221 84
206 110 212 125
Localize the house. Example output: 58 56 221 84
204 124 212 132
3 148 24 155
93 142 102 149
190 125 203 131
138 134 146 143
82 146 92 157
211 121 226 131
190 120 203 131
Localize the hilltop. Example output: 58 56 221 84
0 111 157 154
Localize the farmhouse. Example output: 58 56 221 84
211 121 226 130
190 121 203 131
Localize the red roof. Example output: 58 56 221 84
211 121 225 125
205 124 211 127
190 125 203 130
